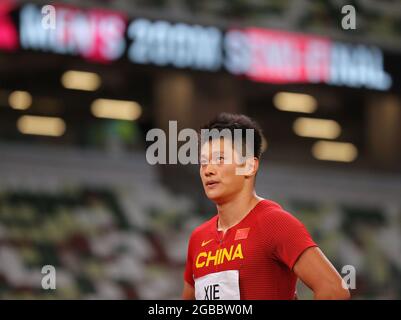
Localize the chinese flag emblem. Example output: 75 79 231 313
235 228 250 240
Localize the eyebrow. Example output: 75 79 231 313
200 150 225 157
202 151 225 158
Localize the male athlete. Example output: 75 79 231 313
182 113 350 300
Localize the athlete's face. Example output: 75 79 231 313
200 138 249 203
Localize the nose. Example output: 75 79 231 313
203 163 216 177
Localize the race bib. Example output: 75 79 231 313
194 270 240 300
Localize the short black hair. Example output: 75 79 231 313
199 113 263 159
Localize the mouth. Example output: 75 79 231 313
205 180 220 188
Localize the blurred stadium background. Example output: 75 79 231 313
0 0 401 299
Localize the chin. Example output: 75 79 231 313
205 190 229 204
205 193 221 202
205 190 222 202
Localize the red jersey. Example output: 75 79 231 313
184 199 317 300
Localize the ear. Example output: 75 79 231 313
246 157 259 177
236 157 259 177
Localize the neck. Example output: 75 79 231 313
216 191 263 232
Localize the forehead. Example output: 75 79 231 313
200 138 234 157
